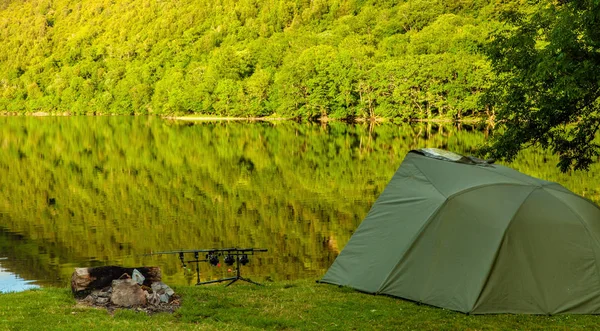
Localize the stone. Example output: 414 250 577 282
159 294 169 303
118 273 131 280
110 279 147 307
96 297 109 305
97 290 111 298
132 269 145 285
147 292 161 306
94 287 111 298
151 282 175 303
71 268 92 293
82 294 95 304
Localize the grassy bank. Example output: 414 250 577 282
1 280 598 330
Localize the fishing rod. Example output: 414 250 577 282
146 248 268 286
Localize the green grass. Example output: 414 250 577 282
1 280 599 330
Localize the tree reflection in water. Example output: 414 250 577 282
0 117 598 288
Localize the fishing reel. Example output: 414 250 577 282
224 254 235 266
207 253 220 266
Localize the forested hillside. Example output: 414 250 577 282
0 0 505 119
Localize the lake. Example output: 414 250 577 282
0 116 598 291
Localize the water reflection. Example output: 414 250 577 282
0 259 39 293
0 117 598 290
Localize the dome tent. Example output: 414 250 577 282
320 148 600 314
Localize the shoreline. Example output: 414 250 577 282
0 112 493 125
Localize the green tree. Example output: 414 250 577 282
482 1 600 172
0 0 504 120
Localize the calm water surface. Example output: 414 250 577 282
0 258 39 293
0 116 598 291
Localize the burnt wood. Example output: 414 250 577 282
71 266 161 296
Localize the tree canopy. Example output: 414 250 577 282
0 0 498 120
482 0 600 172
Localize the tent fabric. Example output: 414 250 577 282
320 149 600 314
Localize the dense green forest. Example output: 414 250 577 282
0 0 504 119
1 117 599 286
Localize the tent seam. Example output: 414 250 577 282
375 200 449 296
544 186 600 214
410 157 448 199
471 187 539 313
374 158 448 295
413 154 536 200
415 152 541 186
446 182 529 201
474 163 544 187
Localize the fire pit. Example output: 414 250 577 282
71 266 180 314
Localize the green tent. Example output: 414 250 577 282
320 148 600 314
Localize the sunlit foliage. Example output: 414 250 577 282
0 0 499 119
482 1 600 172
